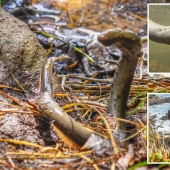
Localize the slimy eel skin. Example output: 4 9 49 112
98 28 142 143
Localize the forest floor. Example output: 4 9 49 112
0 0 169 169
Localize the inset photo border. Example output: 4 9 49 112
148 4 170 73
147 93 170 163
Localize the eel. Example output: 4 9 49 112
35 55 92 149
35 55 111 151
98 28 142 143
149 19 170 45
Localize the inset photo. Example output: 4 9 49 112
148 4 170 72
148 93 170 163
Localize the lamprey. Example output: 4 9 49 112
35 56 111 150
98 28 142 144
40 55 70 95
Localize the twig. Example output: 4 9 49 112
137 52 145 80
0 138 43 148
0 160 19 170
1 53 25 92
58 74 111 83
0 84 23 92
71 84 110 90
105 59 119 65
0 109 41 116
82 72 99 86
0 90 20 104
73 89 109 94
76 153 99 170
79 0 85 24
92 107 118 154
121 128 145 143
74 47 94 62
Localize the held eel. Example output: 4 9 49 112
98 28 142 144
149 19 170 45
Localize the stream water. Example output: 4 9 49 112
148 94 170 137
